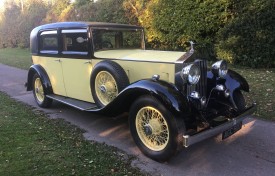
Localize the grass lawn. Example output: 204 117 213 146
0 48 274 120
231 66 275 120
0 48 32 70
0 92 144 175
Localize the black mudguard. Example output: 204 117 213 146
207 69 249 93
26 64 53 94
225 69 249 92
207 69 249 108
92 79 192 118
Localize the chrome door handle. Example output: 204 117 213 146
54 59 61 62
84 61 92 64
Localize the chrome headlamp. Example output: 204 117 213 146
212 60 228 78
181 64 201 85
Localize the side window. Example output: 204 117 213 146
61 29 88 56
39 31 58 54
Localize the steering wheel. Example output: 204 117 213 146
101 41 113 49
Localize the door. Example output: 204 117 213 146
35 30 67 96
60 29 94 103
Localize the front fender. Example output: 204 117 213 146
207 69 249 93
225 70 249 92
26 64 53 94
207 69 249 109
96 79 191 117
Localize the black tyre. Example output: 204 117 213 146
233 90 246 112
32 73 52 108
129 96 185 162
91 60 129 108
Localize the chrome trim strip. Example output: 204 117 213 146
40 31 57 35
183 103 257 147
62 29 87 33
92 57 177 64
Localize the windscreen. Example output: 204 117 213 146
92 29 144 51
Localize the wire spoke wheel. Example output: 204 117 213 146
95 71 118 106
129 96 185 161
34 77 45 103
136 106 169 151
32 73 52 108
91 60 129 108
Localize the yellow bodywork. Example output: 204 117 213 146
32 49 184 103
94 49 185 63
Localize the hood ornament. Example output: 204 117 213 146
176 41 195 62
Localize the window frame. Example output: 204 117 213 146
90 27 146 52
60 28 91 59
38 30 59 55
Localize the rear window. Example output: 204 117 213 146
39 31 58 54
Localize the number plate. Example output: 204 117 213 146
222 121 242 140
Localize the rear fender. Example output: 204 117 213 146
26 64 53 94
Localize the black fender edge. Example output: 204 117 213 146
225 69 249 92
26 64 53 94
207 69 249 109
95 79 192 119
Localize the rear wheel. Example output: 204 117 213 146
129 96 184 162
32 73 52 108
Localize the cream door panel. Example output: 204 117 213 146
32 56 67 96
61 58 94 103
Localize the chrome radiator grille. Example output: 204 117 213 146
187 59 207 109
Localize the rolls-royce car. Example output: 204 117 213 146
26 22 256 161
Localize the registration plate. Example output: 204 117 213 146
222 121 242 140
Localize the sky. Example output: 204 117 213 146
0 0 4 9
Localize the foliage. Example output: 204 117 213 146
216 0 275 68
0 2 21 48
0 0 274 68
0 0 48 48
141 0 231 58
93 0 129 23
43 0 71 23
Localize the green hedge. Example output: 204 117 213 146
216 0 275 68
0 0 274 68
144 0 274 67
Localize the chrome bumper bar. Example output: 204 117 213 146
183 103 257 147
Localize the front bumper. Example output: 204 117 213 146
183 103 257 147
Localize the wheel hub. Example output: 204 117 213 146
144 124 153 136
149 119 162 134
100 85 107 93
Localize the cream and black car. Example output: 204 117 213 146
26 22 256 161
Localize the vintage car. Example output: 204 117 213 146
26 22 256 162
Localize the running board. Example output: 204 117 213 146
46 94 98 111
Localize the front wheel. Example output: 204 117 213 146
129 96 184 162
32 73 52 108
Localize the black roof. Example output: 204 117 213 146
30 21 143 54
33 21 142 31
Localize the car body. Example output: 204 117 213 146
26 22 256 162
